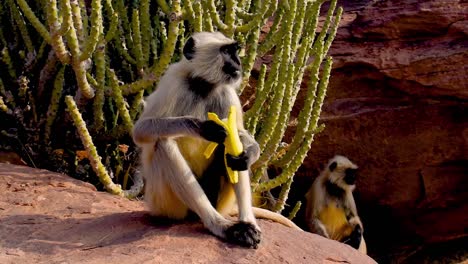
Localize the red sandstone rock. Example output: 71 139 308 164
330 0 467 99
287 0 468 262
0 164 376 264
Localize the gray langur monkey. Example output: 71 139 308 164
133 32 299 249
305 155 367 254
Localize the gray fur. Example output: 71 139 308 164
133 32 261 247
304 155 367 254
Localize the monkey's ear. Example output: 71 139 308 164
183 37 196 60
329 161 337 172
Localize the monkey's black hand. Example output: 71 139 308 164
344 224 362 249
226 222 261 249
226 152 249 171
200 120 227 143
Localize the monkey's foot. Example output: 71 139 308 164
226 222 261 249
344 225 362 249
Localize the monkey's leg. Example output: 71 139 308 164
156 139 230 235
140 143 187 218
158 139 259 248
226 170 261 248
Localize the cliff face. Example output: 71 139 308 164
292 0 467 262
331 0 467 98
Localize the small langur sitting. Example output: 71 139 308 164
133 32 298 249
305 155 367 254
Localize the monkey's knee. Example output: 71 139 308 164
145 186 189 219
225 222 261 249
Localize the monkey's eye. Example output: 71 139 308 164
221 42 241 55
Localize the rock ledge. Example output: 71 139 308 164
0 164 375 264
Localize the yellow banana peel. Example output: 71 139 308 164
203 106 243 184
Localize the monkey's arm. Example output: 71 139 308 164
239 130 260 166
342 220 362 249
308 218 330 238
133 117 225 145
227 169 261 247
305 184 330 237
342 214 363 249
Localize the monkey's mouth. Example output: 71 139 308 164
344 168 357 185
230 70 241 78
344 174 356 185
223 70 241 83
223 62 242 80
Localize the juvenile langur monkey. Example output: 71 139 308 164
133 32 298 249
305 155 367 254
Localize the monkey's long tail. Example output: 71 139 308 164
229 207 302 230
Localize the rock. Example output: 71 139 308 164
290 0 467 262
0 164 376 264
330 0 467 99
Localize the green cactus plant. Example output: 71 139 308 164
0 0 341 215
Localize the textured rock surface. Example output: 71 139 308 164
0 164 376 264
288 0 467 263
330 0 467 99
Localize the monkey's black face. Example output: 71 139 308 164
220 42 242 80
344 168 357 185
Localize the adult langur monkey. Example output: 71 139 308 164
133 32 299 249
305 155 367 254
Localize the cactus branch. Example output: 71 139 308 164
80 0 103 61
203 0 228 33
44 66 65 142
45 0 71 64
2 0 340 209
65 95 124 196
62 0 95 98
15 0 51 43
92 42 106 131
108 68 133 133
